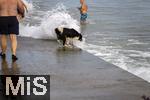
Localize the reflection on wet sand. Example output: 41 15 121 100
1 59 20 75
0 60 23 100
56 46 82 52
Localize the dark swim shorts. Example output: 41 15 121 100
80 13 88 21
0 16 19 35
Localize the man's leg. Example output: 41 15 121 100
0 35 7 54
9 34 17 56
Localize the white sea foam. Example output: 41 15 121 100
76 42 150 82
127 39 148 45
22 0 34 11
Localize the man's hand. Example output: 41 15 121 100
17 0 25 18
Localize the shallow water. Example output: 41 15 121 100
20 0 150 82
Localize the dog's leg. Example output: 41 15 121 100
62 37 66 46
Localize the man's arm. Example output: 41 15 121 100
17 0 25 18
22 1 28 12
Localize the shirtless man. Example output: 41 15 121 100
0 0 25 61
80 0 88 23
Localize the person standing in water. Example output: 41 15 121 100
80 0 88 23
0 0 26 61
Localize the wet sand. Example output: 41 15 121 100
0 37 150 100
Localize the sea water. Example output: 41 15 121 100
21 0 150 82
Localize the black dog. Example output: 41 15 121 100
55 27 82 46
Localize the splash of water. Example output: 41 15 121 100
20 3 80 39
22 0 34 11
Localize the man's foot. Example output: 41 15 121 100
12 55 18 62
0 52 6 59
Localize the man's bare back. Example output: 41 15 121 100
0 0 25 17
